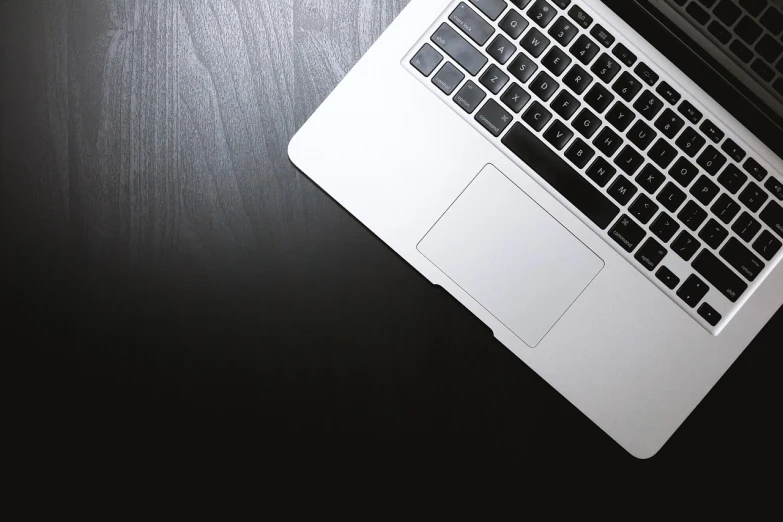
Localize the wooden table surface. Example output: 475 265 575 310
2 0 781 464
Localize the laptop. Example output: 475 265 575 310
288 0 783 458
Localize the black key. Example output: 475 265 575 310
612 43 638 68
766 177 783 200
753 230 783 260
732 211 762 241
543 119 574 149
550 90 580 118
708 20 733 45
411 44 443 76
756 34 783 63
480 64 511 94
594 127 623 156
550 0 571 8
608 176 639 205
700 119 725 144
648 139 678 169
656 81 682 105
635 238 668 271
760 6 783 36
488 34 517 65
590 24 615 48
692 250 748 302
753 60 775 82
568 5 593 28
722 138 746 162
542 47 572 76
718 164 748 194
739 0 765 16
655 109 686 139
587 157 617 187
698 303 722 327
530 71 559 101
696 0 718 8
656 265 681 290
637 164 666 194
691 175 721 205
502 123 620 228
634 62 659 86
675 127 706 157
739 182 769 212
451 3 497 46
431 24 488 76
669 157 700 187
627 121 656 151
501 83 531 113
591 53 621 83
572 108 601 138
565 137 595 168
714 0 742 26
511 0 534 6
774 78 783 96
432 62 466 95
609 214 646 252
508 52 538 83
563 64 592 94
630 194 659 224
615 145 645 175
730 39 754 63
475 99 514 136
569 35 600 65
454 80 487 114
685 2 711 25
613 72 643 102
743 157 767 182
657 182 687 212
549 16 579 46
651 212 681 242
499 9 529 39
677 275 710 309
634 90 664 121
678 201 709 231
673 231 702 261
678 101 703 124
521 27 551 57
759 201 783 238
528 0 557 27
584 84 614 113
469 0 508 20
606 102 635 132
735 15 763 45
697 145 728 175
712 194 742 223
699 218 730 248
523 100 553 130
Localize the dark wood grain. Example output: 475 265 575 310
1 0 781 466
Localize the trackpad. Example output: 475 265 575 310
418 165 604 347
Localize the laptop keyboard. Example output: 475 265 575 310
664 0 783 100
405 0 783 333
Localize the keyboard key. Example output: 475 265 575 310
669 157 700 187
648 139 678 169
697 145 728 175
469 0 507 20
499 9 529 39
635 238 668 271
530 71 559 100
609 215 646 252
651 212 681 242
675 127 706 157
586 157 617 187
673 231 701 261
730 39 754 62
678 201 709 231
739 182 769 212
488 34 517 65
655 109 686 138
584 84 614 113
766 177 783 200
454 80 487 113
475 99 514 136
508 52 538 83
696 0 718 10
712 194 742 223
656 81 681 105
551 90 580 118
542 47 572 76
511 0 534 6
759 201 783 238
752 57 776 81
699 218 730 248
698 303 721 327
735 15 763 45
656 265 681 289
753 230 783 260
550 0 571 8
572 108 602 138
480 64 510 94
590 24 615 47
432 62 466 94
756 35 783 64
691 175 721 205
634 62 659 86
563 64 592 94
568 5 593 28
657 182 687 212
743 157 767 182
521 27 551 57
714 0 742 25
570 35 600 65
591 53 621 83
637 164 666 194
677 274 710 308
678 101 702 124
718 164 748 194
722 139 746 163
594 127 623 156
760 6 783 36
627 121 656 150
630 194 659 223
565 137 595 168
732 211 762 242
528 0 557 27
523 100 553 130
549 16 579 46
606 101 635 132
432 24 488 76
613 72 643 102
700 119 725 144
739 0 765 17
718 237 765 283
501 83 531 113
608 176 638 205
685 2 710 25
612 43 638 67
634 91 664 120
774 78 783 96
411 44 443 76
708 20 733 44
502 123 620 228
451 3 497 46
544 119 574 149
615 145 645 175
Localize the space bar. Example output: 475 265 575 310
501 123 620 230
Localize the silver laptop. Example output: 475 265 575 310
288 0 783 458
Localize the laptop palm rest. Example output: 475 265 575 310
418 164 605 348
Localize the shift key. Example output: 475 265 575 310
431 23 488 76
692 250 748 302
